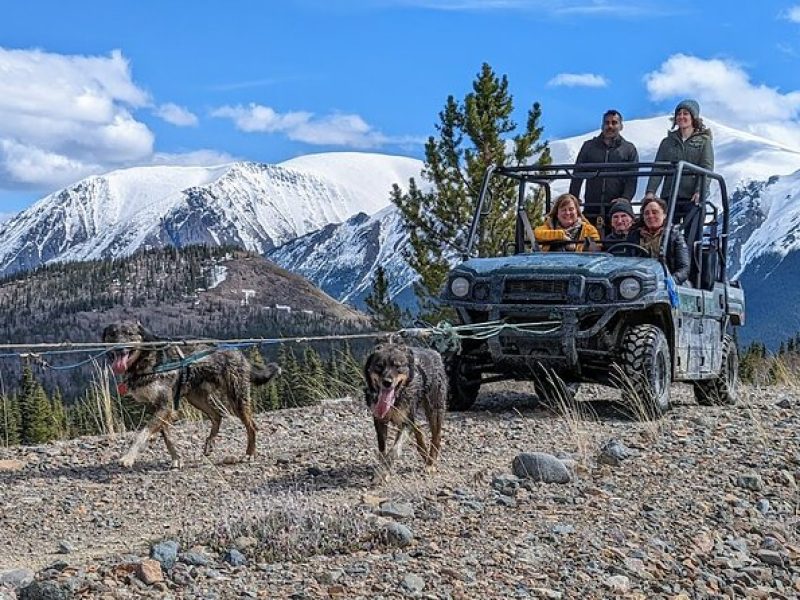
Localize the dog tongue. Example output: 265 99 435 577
373 387 396 419
111 354 129 375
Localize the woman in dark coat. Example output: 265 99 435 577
628 197 690 284
645 99 713 248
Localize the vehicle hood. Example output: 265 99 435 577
454 253 665 279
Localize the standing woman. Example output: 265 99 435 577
645 99 713 247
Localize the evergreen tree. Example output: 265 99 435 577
364 266 405 331
18 365 55 445
391 62 551 319
0 394 21 446
50 387 68 440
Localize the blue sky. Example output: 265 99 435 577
1 0 799 215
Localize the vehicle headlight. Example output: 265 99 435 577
450 276 470 298
618 277 642 300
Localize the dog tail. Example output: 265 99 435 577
251 362 281 385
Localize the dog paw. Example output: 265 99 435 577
170 458 184 470
371 468 391 486
424 464 438 475
119 455 135 468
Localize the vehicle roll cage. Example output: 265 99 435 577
465 161 730 283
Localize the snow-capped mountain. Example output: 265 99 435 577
0 153 422 277
267 204 418 310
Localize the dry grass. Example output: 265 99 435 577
179 489 379 563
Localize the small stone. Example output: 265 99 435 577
756 499 770 514
150 540 179 570
496 494 516 508
776 397 792 409
491 473 520 496
18 581 68 600
222 548 247 566
736 473 763 491
234 536 258 551
598 439 632 467
512 453 571 484
316 569 345 585
137 559 164 585
401 573 425 593
180 551 210 566
530 588 562 599
552 523 575 535
605 574 630 592
756 549 787 567
383 522 414 547
376 501 415 520
307 466 324 477
57 540 74 554
0 568 34 588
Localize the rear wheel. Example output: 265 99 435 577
617 324 672 417
448 354 481 411
694 334 738 406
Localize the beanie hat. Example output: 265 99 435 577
608 199 635 219
675 99 700 120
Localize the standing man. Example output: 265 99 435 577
569 109 639 232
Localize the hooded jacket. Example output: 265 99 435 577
568 134 639 215
646 128 714 200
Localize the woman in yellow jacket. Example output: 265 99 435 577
534 193 601 252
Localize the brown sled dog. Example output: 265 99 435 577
363 341 447 480
103 321 280 469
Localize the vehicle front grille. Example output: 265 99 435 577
502 278 569 303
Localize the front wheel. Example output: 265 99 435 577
693 334 739 406
616 324 672 417
448 354 481 411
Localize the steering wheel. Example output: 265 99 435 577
605 242 651 258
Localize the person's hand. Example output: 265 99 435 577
583 238 600 253
691 192 700 204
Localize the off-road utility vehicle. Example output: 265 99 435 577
441 161 745 414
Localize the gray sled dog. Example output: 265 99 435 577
363 341 447 480
103 321 280 469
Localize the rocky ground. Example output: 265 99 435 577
1 383 799 599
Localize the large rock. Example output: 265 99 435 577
512 453 572 484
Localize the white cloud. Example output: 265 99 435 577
547 72 608 88
645 54 800 150
0 47 155 188
154 103 198 127
212 103 398 148
783 5 800 22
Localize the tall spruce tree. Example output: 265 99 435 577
0 394 21 446
364 266 404 331
392 62 551 319
19 365 55 445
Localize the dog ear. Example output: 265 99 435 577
363 352 377 390
136 321 159 342
405 347 415 385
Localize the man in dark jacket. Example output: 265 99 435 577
569 109 639 232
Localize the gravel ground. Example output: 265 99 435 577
1 383 799 599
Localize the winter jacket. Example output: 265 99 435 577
568 134 639 217
646 128 714 201
534 220 600 252
627 225 691 285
